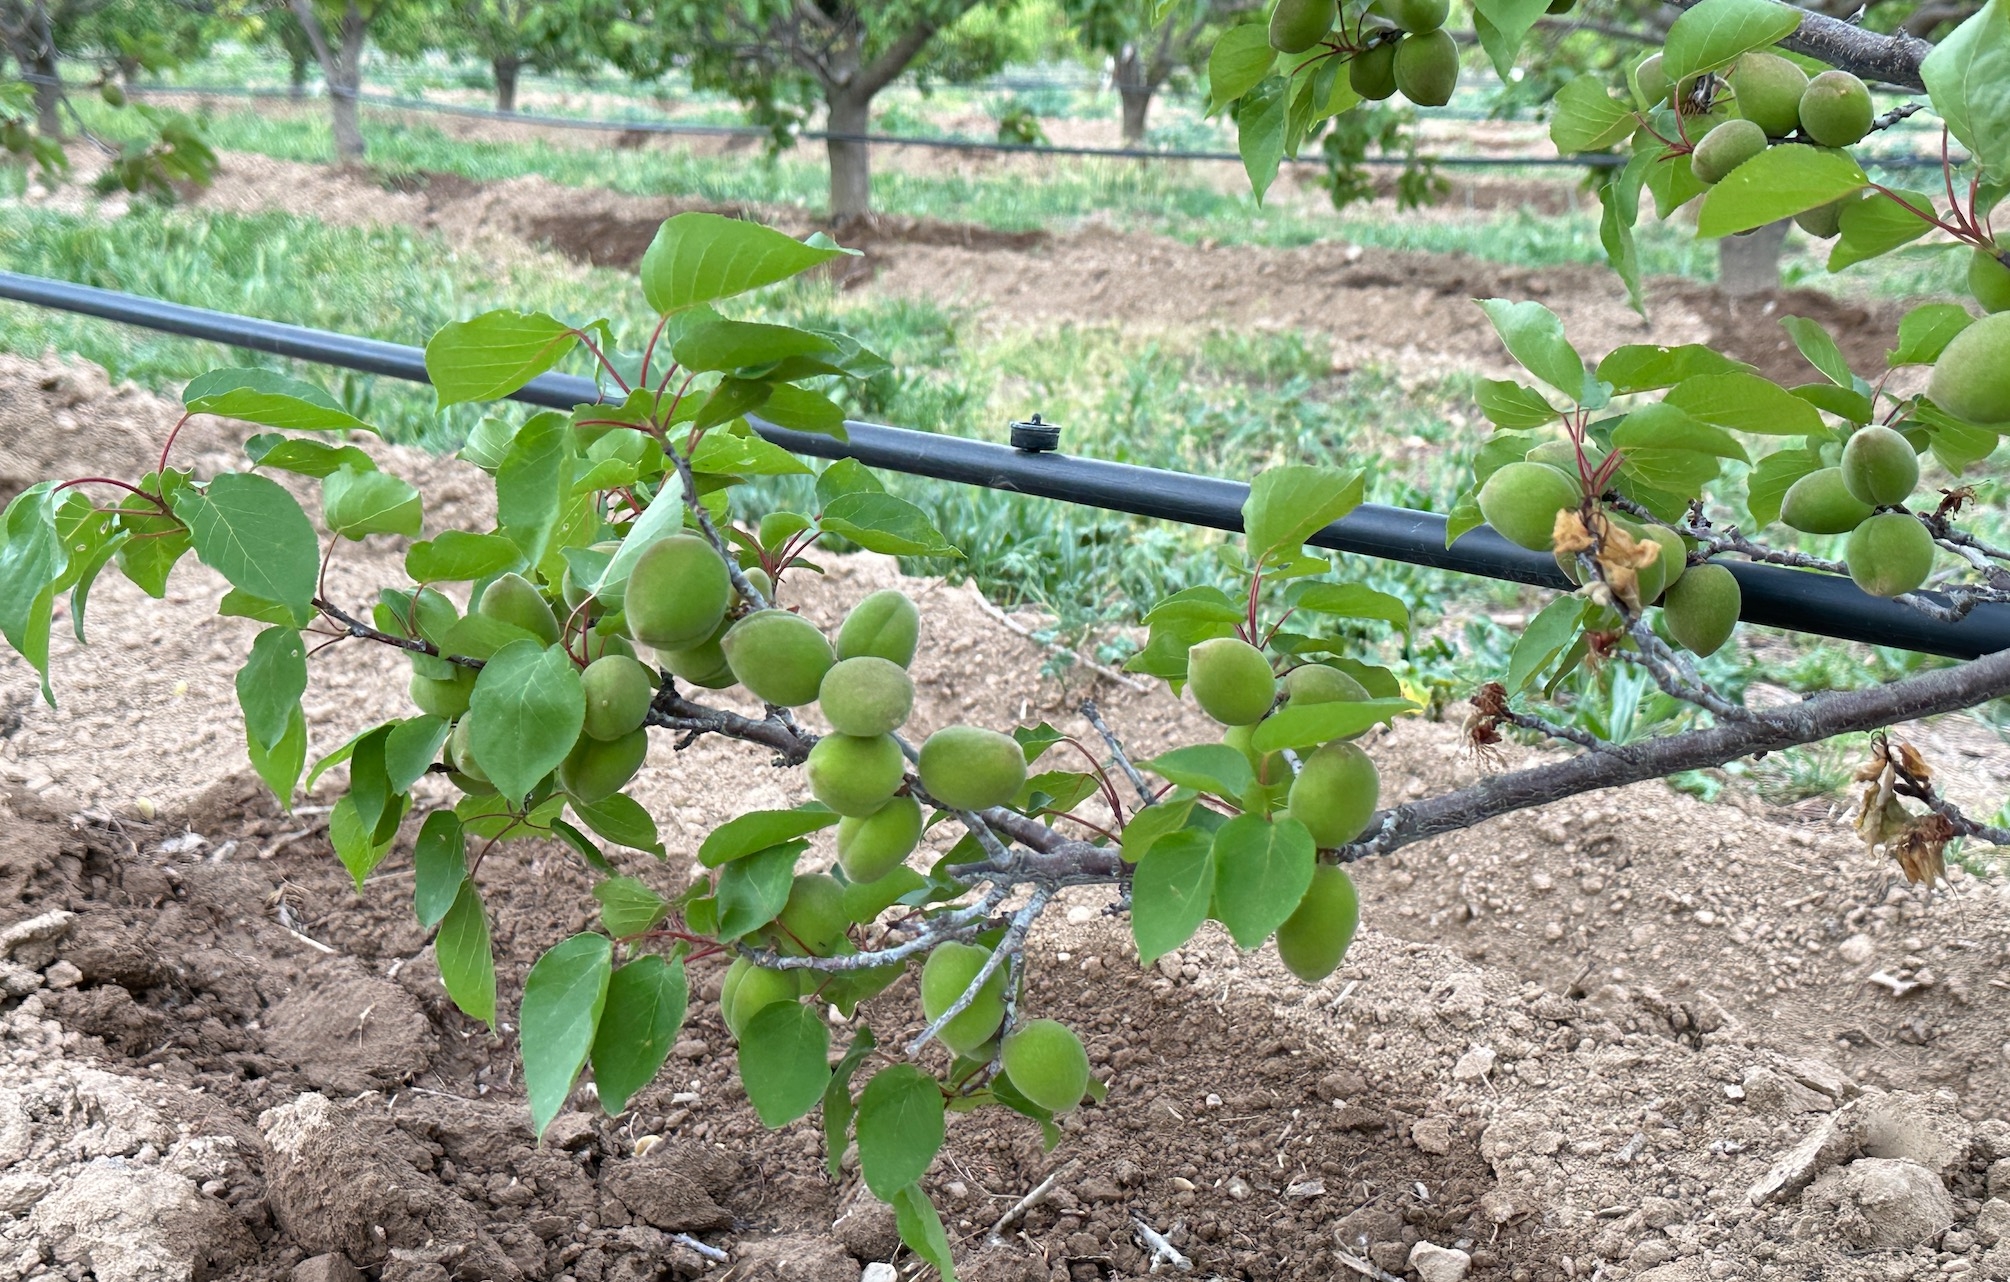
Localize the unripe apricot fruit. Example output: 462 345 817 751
1840 425 1919 507
1928 312 2010 425
1641 524 1687 598
480 572 560 645
776 872 848 953
722 609 834 707
724 959 802 1038
626 535 733 650
819 656 914 737
1730 52 1807 137
1781 467 1874 534
1970 249 2010 314
804 732 905 818
1394 28 1457 107
837 793 924 883
1283 663 1371 740
920 942 1008 1057
558 727 648 803
1794 197 1849 238
656 625 736 689
410 668 474 720
449 716 489 784
1223 723 1290 789
1268 0 1333 54
1478 461 1580 552
1186 637 1277 726
1274 863 1360 983
1661 562 1740 657
1389 0 1447 33
1349 40 1398 101
1690 118 1766 184
1846 512 1935 599
917 726 1027 812
1287 742 1379 848
581 654 655 741
1632 53 1672 108
1001 1019 1092 1113
1798 70 1872 147
836 589 921 667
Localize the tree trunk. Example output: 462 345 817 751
493 57 519 113
825 90 872 222
1115 42 1152 145
289 50 310 100
329 2 368 162
1718 218 1789 296
25 3 61 136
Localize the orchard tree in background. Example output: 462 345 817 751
8 1 2010 1278
285 0 432 158
1072 0 1258 143
422 0 611 112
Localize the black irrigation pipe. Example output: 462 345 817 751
3 271 2007 659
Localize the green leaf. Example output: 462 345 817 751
1597 344 1754 394
436 880 497 1028
1779 316 1855 387
1472 0 1555 77
1921 0 2010 182
245 435 378 478
345 722 396 836
1011 723 1069 764
856 1065 946 1201
1550 77 1638 153
1662 0 1804 82
593 876 669 936
691 430 815 478
467 640 586 804
329 794 400 885
892 1185 959 1282
413 809 466 928
520 933 613 1137
495 412 573 568
1476 379 1560 430
756 384 849 439
842 866 929 925
1892 304 1975 368
247 703 307 807
1236 75 1289 203
1663 372 1821 437
425 310 581 408
1828 189 1937 271
235 625 307 753
571 792 668 857
640 211 854 315
1119 794 1197 864
1790 384 1872 423
1209 814 1317 949
690 377 773 433
183 368 372 433
1140 745 1254 800
816 458 884 507
821 493 960 558
1507 595 1587 693
1207 22 1275 111
1243 465 1365 562
672 321 838 374
591 955 688 1116
170 472 319 614
715 841 806 938
1643 145 1708 220
1284 582 1410 631
1745 446 1825 527
322 466 422 540
739 1001 831 1128
1132 829 1216 965
1250 698 1414 754
1613 401 1751 463
1695 145 1866 237
823 1029 878 1178
1598 151 1649 315
405 531 524 582
1477 299 1588 401
699 807 839 868
550 818 612 873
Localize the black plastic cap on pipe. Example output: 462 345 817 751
3 269 2008 660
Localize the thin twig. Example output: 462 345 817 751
1133 1217 1194 1273
668 1233 728 1263
986 1161 1077 1240
969 590 1149 692
906 887 1051 1056
1502 708 1611 752
1081 699 1154 805
737 887 1010 972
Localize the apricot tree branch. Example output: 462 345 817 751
906 887 1051 1057
1668 0 1935 90
1081 699 1155 806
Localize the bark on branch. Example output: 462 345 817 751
1669 0 1935 91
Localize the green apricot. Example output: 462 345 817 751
1641 525 1688 598
1186 637 1277 727
1286 741 1379 848
919 942 1007 1057
480 572 560 646
1274 863 1360 983
1632 53 1672 109
1282 663 1370 742
1223 725 1292 806
725 961 801 1038
819 656 915 737
1268 0 1334 54
410 668 474 719
579 627 637 664
1846 512 1935 599
837 793 924 883
1731 52 1808 137
582 654 655 741
1840 425 1919 507
1001 1019 1091 1114
1394 28 1457 107
720 956 749 1018
804 732 905 818
1349 40 1399 101
450 716 489 784
1969 249 2010 314
835 589 921 667
1794 196 1850 238
1781 467 1875 534
562 540 625 616
776 873 849 953
1929 312 2010 426
558 727 649 803
1798 70 1872 147
917 725 1027 812
721 609 835 707
1478 461 1581 552
1388 0 1447 33
656 615 736 689
1661 562 1740 657
1690 118 1767 184
626 535 733 651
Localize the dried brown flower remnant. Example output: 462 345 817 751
1553 508 1662 613
1853 734 1951 885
